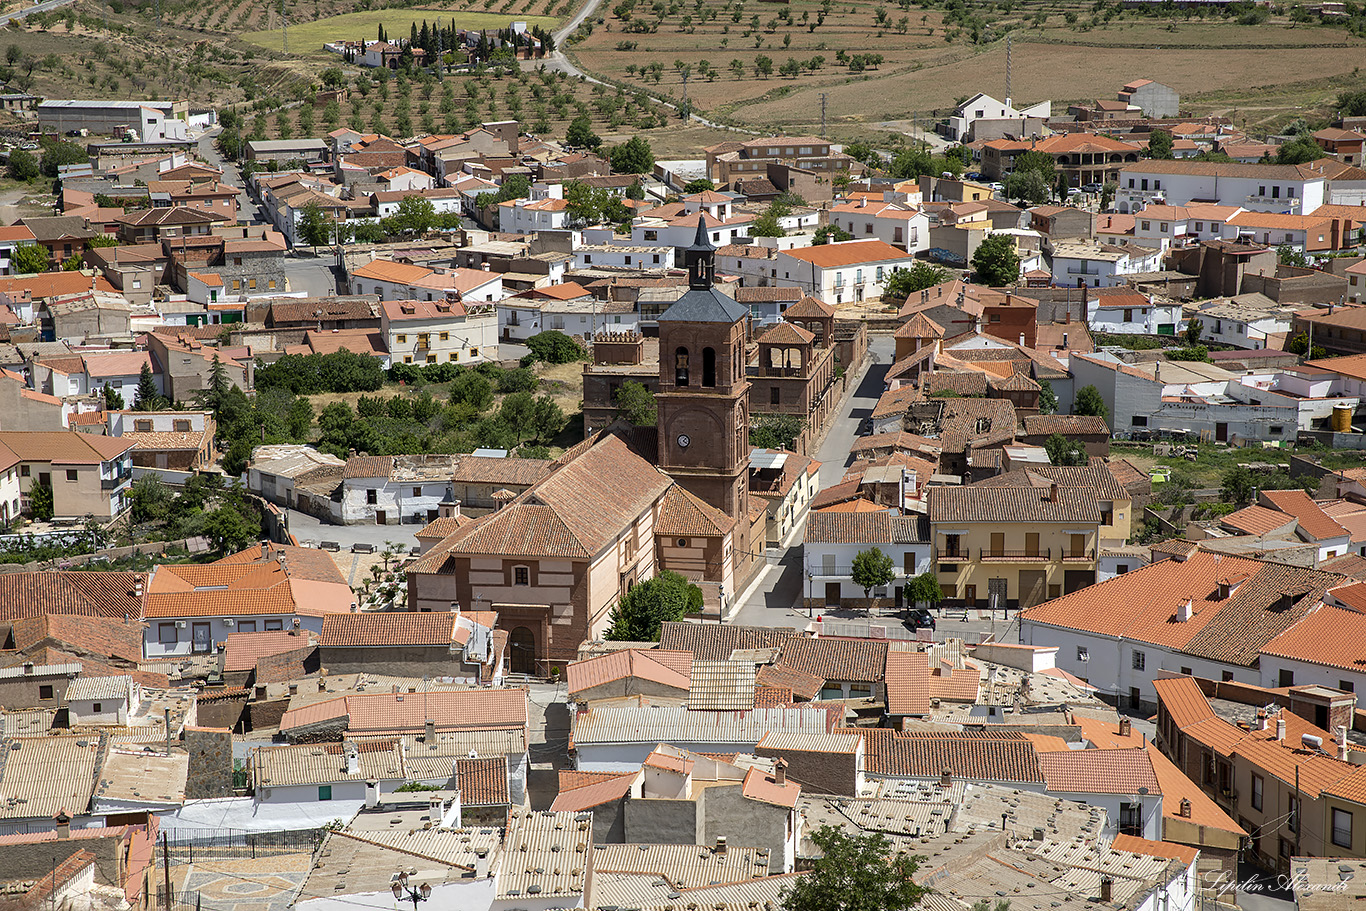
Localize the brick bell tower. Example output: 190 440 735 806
656 216 752 565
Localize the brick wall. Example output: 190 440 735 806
185 726 234 799
318 645 455 677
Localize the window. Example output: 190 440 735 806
403 356 412 364
232 279 241 291
233 257 242 266
1279 668 1295 687
1131 416 1148 427
19 465 27 477
93 702 102 713
65 469 78 481
397 334 407 343
439 332 449 341
1334 808 1353 848
1140 222 1150 232
1154 180 1161 190
1341 680 1356 693
1128 179 1135 188
366 489 377 505
173 420 191 432
426 354 436 364
1258 185 1266 197
413 487 422 497
1290 796 1300 833
513 566 530 586
1132 650 1145 671
470 347 478 358
132 279 142 290
268 280 276 290
1222 671 1234 682
159 623 178 643
319 785 333 801
248 279 256 289
1124 309 1133 322
1160 223 1168 233
39 685 54 700
1194 222 1204 232
1270 426 1283 435
1077 646 1088 661
770 387 780 405
1141 179 1149 191
264 619 283 630
1251 773 1263 810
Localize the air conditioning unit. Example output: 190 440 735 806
223 618 236 627
175 621 187 628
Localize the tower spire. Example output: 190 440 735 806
685 214 716 290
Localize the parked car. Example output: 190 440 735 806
965 171 982 180
901 608 936 630
1080 183 1103 193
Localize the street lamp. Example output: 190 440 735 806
391 873 431 910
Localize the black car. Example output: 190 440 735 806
901 608 935 630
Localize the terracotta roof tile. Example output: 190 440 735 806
741 765 801 807
775 637 886 683
783 240 910 269
1220 504 1298 537
0 572 145 621
655 485 736 538
885 651 982 716
1260 489 1349 542
755 664 824 700
550 770 635 811
319 613 457 648
1038 748 1160 795
805 511 892 545
566 648 693 695
222 630 309 672
657 622 796 661
867 735 1044 784
929 486 1100 524
1021 414 1109 437
1262 605 1366 672
457 756 509 805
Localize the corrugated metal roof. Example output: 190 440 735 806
0 735 101 819
64 675 133 702
687 660 756 711
592 842 772 889
497 810 590 900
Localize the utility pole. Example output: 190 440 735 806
281 0 288 55
162 831 172 911
1005 34 1012 105
819 93 827 139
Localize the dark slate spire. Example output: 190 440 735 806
685 214 716 291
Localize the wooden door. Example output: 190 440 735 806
825 583 842 607
964 585 977 606
1070 534 1085 557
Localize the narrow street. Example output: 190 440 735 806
728 335 894 627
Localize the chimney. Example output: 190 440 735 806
54 811 70 839
1048 482 1058 502
135 579 144 599
1062 332 1069 349
425 719 436 742
261 541 270 559
774 759 787 787
940 768 952 787
1255 708 1268 731
715 836 728 854
1100 877 1114 903
22 662 33 676
1340 725 1350 762
1179 798 1192 818
346 746 360 775
165 706 172 756
288 683 298 696
1119 718 1132 737
1177 599 1193 622
1277 717 1287 743
365 778 379 808
1019 333 1026 347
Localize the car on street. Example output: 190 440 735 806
901 607 936 630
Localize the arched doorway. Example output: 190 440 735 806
509 626 536 676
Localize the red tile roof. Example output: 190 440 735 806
1260 489 1349 542
782 240 910 269
776 637 886 683
1221 504 1299 537
319 613 458 648
222 630 310 673
885 651 982 716
867 734 1044 784
566 649 693 695
1038 748 1161 795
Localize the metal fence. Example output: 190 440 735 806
162 826 325 863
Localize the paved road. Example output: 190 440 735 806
282 257 340 297
197 127 267 224
0 0 73 26
729 335 894 627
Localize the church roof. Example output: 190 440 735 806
758 322 815 345
657 287 749 324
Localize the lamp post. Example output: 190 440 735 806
391 873 431 910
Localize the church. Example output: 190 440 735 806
404 217 776 674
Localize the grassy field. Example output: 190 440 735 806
242 9 561 56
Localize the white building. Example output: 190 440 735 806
0 224 37 276
775 240 916 306
381 298 499 366
631 211 756 250
1130 204 1243 251
498 184 571 235
572 242 675 271
803 510 932 608
1192 293 1295 350
1115 160 1366 215
1087 289 1183 336
64 675 140 725
944 93 1052 142
826 195 930 253
1049 241 1162 289
350 258 504 304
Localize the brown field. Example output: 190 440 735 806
567 0 1366 140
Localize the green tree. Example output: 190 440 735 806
1221 464 1256 505
750 413 805 450
1074 384 1109 421
683 178 715 193
906 571 943 608
1003 168 1048 205
62 254 84 272
784 825 927 911
11 243 49 274
751 211 784 237
88 234 118 248
1147 129 1173 159
129 474 172 524
102 384 124 410
133 362 162 411
566 114 602 151
203 503 257 553
5 148 38 181
1044 432 1088 466
449 371 494 410
1183 317 1203 346
296 202 334 252
390 195 438 234
1013 149 1055 181
610 135 654 174
812 224 853 245
1038 379 1058 415
29 482 54 521
614 380 657 425
1276 135 1327 165
1278 244 1310 268
526 330 587 364
38 139 90 179
605 570 704 640
1287 331 1327 360
883 261 948 300
850 547 895 600
970 234 1020 286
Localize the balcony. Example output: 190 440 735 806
935 548 967 562
102 470 132 490
1061 550 1096 563
979 548 1051 563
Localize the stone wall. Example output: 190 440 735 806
184 726 234 799
254 645 317 685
